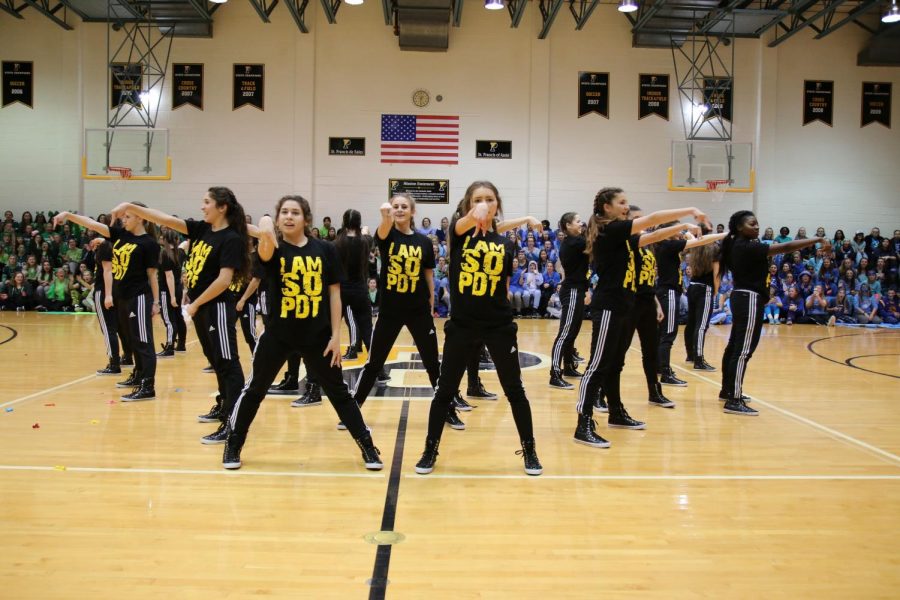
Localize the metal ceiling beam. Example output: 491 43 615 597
814 0 879 38
506 0 529 28
538 0 564 38
0 0 25 18
632 0 670 31
754 0 816 36
18 0 72 29
696 0 744 34
284 0 310 32
320 0 340 23
247 0 279 22
768 0 846 46
452 0 462 26
381 0 391 25
569 0 601 31
185 0 213 21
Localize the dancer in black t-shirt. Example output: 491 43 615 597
549 212 589 390
112 188 250 439
335 210 374 361
89 237 123 376
415 181 543 476
718 211 830 415
684 225 726 371
156 229 187 358
55 207 160 401
573 188 709 448
223 196 382 471
232 245 265 354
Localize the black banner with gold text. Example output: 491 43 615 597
638 74 668 120
578 72 609 118
388 179 449 204
329 137 366 156
172 63 203 110
2 61 33 108
233 64 264 111
861 82 891 128
803 80 833 126
111 63 143 108
702 77 732 122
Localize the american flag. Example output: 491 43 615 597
380 114 459 165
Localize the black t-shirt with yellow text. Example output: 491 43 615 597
632 235 657 298
109 226 158 300
376 228 435 318
655 238 687 292
449 227 514 329
560 235 589 286
262 238 343 340
184 219 243 302
228 252 265 302
592 219 636 313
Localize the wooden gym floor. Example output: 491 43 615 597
0 312 898 599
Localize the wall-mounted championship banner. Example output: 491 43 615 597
172 63 203 110
233 64 264 111
2 61 33 108
803 80 833 126
110 63 143 108
476 140 511 159
388 179 449 204
578 72 609 118
702 77 732 122
638 74 668 121
861 82 891 129
329 137 365 156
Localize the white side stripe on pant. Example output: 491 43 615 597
94 290 112 358
733 291 757 398
576 309 610 413
697 286 712 355
551 288 578 370
217 302 231 360
345 305 358 347
137 294 148 343
160 291 174 345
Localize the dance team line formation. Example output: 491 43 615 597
3 184 898 474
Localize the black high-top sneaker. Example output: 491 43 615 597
355 432 383 470
415 438 440 474
723 398 758 416
549 370 574 390
659 368 688 387
608 405 646 429
466 379 497 399
116 369 141 389
121 354 134 366
648 382 676 408
478 347 494 369
445 407 466 430
685 353 695 363
562 362 583 378
452 392 474 412
341 346 358 361
121 377 156 402
96 361 121 376
573 414 611 448
156 343 175 359
197 402 222 423
693 356 716 371
516 439 543 476
201 364 215 373
572 348 585 364
201 422 229 444
375 368 391 384
593 389 608 413
174 340 187 353
719 390 752 402
222 434 244 469
291 383 322 408
268 371 299 394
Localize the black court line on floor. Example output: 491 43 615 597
0 325 17 346
845 353 900 379
807 332 899 380
368 398 410 600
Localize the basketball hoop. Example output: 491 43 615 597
706 179 729 203
107 166 133 179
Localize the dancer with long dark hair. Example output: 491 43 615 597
549 212 588 390
573 188 708 448
684 225 726 369
718 211 830 415
223 196 382 470
156 229 187 358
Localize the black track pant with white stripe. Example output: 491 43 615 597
159 290 186 347
342 284 373 354
619 295 659 394
720 290 764 400
426 320 534 442
94 290 120 363
550 283 586 371
685 283 714 360
353 311 440 406
656 288 679 373
115 295 133 360
116 292 156 379
194 300 244 421
228 330 368 441
239 301 259 353
576 308 627 417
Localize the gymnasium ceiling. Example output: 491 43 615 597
2 0 898 63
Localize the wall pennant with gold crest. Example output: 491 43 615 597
578 72 609 118
803 80 834 126
172 63 203 110
638 74 669 120
861 82 891 129
2 61 33 108
110 63 143 108
233 64 264 111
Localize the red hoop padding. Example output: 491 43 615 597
107 166 133 179
705 179 729 191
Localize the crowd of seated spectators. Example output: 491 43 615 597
3 208 898 328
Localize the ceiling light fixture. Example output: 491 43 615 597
618 0 638 12
485 0 504 10
883 0 900 23
345 0 364 5
208 0 228 4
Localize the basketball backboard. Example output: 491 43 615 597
669 140 754 192
83 128 171 180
